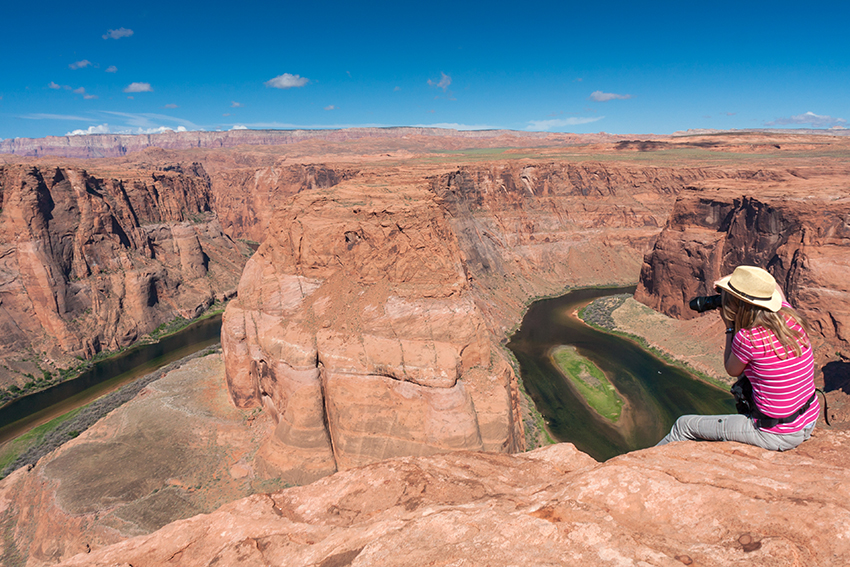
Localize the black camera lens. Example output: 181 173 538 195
688 294 723 313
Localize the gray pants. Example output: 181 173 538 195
656 414 814 451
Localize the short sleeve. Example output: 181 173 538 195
731 330 752 366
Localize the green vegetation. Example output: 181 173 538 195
551 345 624 422
0 408 83 473
578 297 729 391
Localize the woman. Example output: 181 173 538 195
656 265 819 451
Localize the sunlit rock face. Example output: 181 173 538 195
221 162 736 482
55 430 850 567
635 177 850 354
0 164 250 384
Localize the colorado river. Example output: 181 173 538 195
0 314 223 444
507 287 735 461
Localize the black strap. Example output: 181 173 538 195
816 388 830 426
751 391 817 430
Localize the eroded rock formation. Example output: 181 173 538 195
636 173 850 357
0 164 249 383
52 429 850 567
222 162 739 482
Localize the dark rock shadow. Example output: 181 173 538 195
822 360 850 394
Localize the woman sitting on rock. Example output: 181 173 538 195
656 265 819 451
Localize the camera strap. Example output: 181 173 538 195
732 377 828 429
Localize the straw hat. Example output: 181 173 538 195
714 266 782 312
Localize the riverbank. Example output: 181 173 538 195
0 300 230 408
579 294 730 389
0 345 223 478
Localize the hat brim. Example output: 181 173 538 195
714 275 782 312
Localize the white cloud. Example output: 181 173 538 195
69 60 92 70
106 65 118 73
588 90 633 102
526 116 605 130
84 94 98 100
231 125 248 130
124 82 153 93
163 103 178 109
67 124 110 136
73 87 86 94
48 82 63 90
103 27 133 40
265 73 309 89
324 105 336 111
231 101 243 107
67 123 192 136
428 72 452 91
766 111 847 128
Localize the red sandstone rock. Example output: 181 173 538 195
0 164 249 384
636 176 850 356
54 430 850 567
221 161 746 483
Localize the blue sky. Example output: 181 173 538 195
1 0 847 139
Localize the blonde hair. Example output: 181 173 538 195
721 291 812 358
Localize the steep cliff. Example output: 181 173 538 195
635 173 850 356
0 164 250 384
221 161 749 483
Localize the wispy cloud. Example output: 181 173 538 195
265 73 309 89
106 66 118 73
22 113 90 121
69 60 92 70
48 82 64 90
103 27 133 40
163 103 178 109
124 82 153 93
231 101 243 107
766 111 846 128
526 116 604 130
414 122 495 130
231 125 248 130
324 105 336 111
588 90 632 102
427 72 452 92
100 111 197 130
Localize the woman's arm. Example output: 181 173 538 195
724 331 747 377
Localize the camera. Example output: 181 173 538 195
688 294 722 313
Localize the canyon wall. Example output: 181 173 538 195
221 162 736 483
636 177 850 358
0 128 613 159
0 164 250 384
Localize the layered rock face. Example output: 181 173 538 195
55 429 850 567
0 164 250 383
0 128 614 159
222 162 735 483
636 174 850 357
222 179 522 484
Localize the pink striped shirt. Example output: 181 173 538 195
731 302 819 434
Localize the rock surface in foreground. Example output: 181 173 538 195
56 429 850 567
